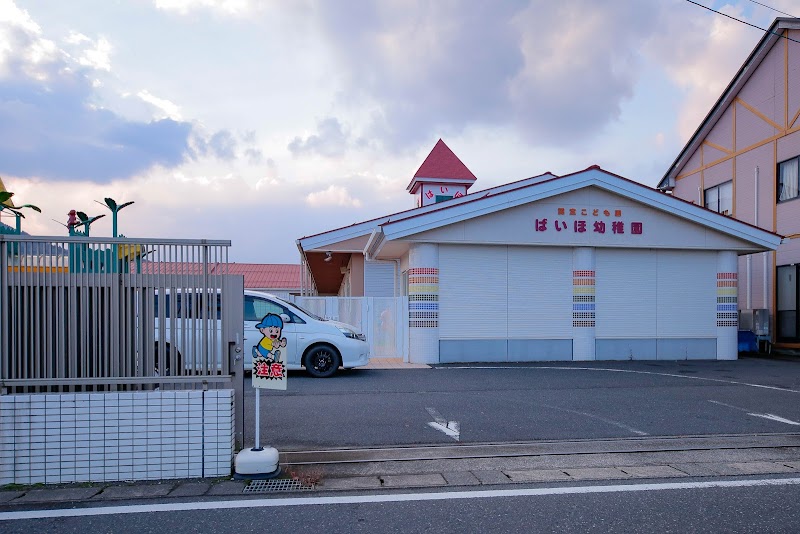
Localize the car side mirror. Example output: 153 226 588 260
280 313 291 324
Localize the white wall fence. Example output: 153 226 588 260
292 296 409 360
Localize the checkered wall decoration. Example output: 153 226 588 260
408 267 439 328
716 272 738 327
573 270 595 327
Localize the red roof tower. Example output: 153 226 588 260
407 139 477 207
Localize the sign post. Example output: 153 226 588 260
234 313 288 479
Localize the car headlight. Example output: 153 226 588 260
338 327 366 341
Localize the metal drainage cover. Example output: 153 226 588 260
244 479 315 493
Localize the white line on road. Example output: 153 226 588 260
3 477 800 521
709 400 800 426
747 413 800 425
426 407 460 441
441 366 800 394
541 403 648 436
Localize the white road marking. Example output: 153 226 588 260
441 366 800 394
426 407 460 441
747 413 800 425
541 403 648 436
709 400 800 426
2 477 800 521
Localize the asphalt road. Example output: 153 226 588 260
3 477 799 533
243 357 800 450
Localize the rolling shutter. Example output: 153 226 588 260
364 261 396 297
507 247 573 338
596 249 657 338
439 245 508 339
656 250 717 337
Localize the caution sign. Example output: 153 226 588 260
251 313 288 390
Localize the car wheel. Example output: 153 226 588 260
154 344 182 376
304 345 341 378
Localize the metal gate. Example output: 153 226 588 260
0 235 246 448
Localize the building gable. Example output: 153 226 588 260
403 187 768 253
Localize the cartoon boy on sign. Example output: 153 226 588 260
252 313 287 387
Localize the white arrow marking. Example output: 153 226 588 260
426 407 460 441
709 400 800 426
747 413 800 426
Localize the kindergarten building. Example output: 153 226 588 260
297 140 781 364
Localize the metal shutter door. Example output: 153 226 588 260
439 245 508 339
596 249 657 338
507 247 573 338
364 261 395 297
656 250 717 337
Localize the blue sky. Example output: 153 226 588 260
0 0 795 263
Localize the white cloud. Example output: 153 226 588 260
78 35 112 71
154 0 253 16
137 89 182 120
305 185 362 208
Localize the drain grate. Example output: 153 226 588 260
244 478 315 493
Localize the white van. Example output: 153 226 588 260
153 290 370 377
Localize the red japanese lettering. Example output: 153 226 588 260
612 221 625 234
631 222 643 235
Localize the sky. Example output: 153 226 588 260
0 0 797 263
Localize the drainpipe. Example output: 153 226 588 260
756 166 768 310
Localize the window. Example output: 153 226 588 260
435 195 453 203
244 295 304 324
704 181 732 215
778 156 799 202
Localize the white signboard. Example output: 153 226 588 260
250 313 288 390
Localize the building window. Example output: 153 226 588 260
435 195 453 203
704 181 732 215
778 157 799 202
777 264 798 342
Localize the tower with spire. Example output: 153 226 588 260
407 139 477 208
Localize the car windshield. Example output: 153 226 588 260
275 296 326 321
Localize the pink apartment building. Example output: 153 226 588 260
658 18 800 351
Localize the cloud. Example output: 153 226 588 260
305 184 361 208
153 0 254 16
136 90 182 120
288 117 349 158
0 2 196 182
66 32 112 71
314 1 661 148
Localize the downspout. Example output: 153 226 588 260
757 166 767 310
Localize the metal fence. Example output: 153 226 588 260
292 296 408 359
0 235 244 399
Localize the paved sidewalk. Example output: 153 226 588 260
2 435 799 507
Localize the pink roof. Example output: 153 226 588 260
407 139 477 191
139 262 301 289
